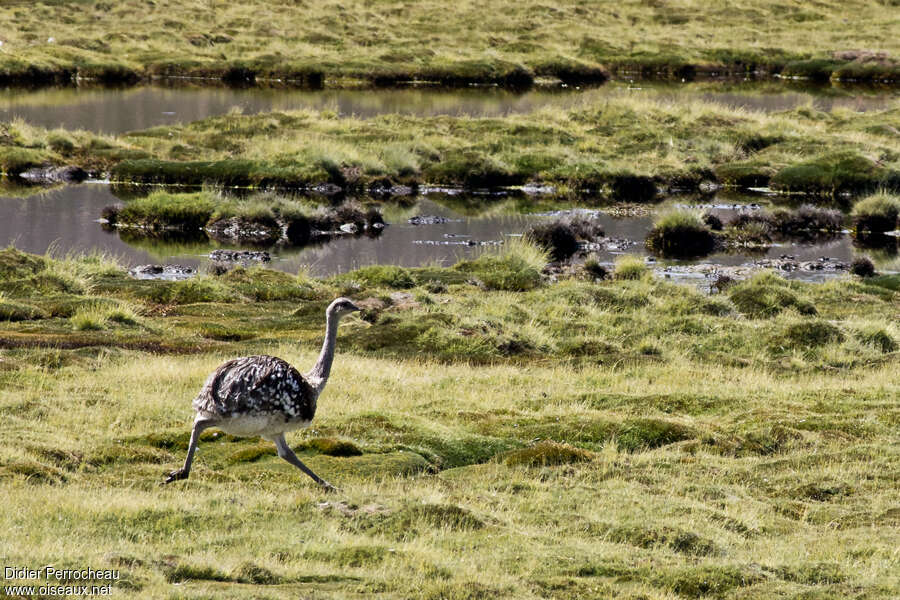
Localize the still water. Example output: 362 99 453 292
1 81 895 134
1 183 892 283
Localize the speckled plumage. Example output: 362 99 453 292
194 355 317 423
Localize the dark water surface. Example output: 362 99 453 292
2 183 893 284
1 82 895 134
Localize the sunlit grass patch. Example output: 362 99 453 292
613 255 649 280
646 210 718 257
851 191 900 233
453 238 547 291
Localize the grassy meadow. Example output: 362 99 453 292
2 94 900 194
0 245 898 598
1 1 899 85
2 1 899 598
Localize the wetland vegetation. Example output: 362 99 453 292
0 244 898 598
2 94 900 195
1 1 899 87
3 2 900 598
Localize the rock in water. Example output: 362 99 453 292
129 264 196 281
18 166 88 184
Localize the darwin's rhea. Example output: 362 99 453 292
164 297 360 488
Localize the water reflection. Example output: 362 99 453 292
1 182 893 283
1 81 895 134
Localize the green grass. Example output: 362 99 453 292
851 191 900 233
5 95 899 194
613 255 648 280
453 239 548 292
115 190 215 231
645 210 718 257
0 246 898 599
1 1 898 87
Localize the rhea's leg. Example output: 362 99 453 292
163 417 217 484
273 434 336 490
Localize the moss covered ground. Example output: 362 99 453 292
1 1 899 86
3 94 900 194
0 245 898 598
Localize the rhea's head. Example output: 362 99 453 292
327 297 361 318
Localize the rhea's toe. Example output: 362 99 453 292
163 469 186 485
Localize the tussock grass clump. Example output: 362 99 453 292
851 192 900 233
646 211 717 257
70 304 110 331
46 132 76 155
728 272 816 318
656 565 763 598
227 443 275 464
501 441 594 467
772 204 844 234
597 523 719 556
776 562 847 585
304 545 390 568
0 460 67 484
218 267 313 301
771 319 844 350
169 277 233 304
346 502 485 539
198 323 254 341
852 324 897 353
0 247 46 279
581 255 609 281
0 298 47 321
525 221 580 262
770 152 888 195
724 216 773 246
165 563 230 583
701 212 724 231
337 266 415 290
850 256 877 278
453 240 547 291
423 149 520 187
300 437 364 457
391 503 485 532
106 305 141 325
117 190 214 231
230 562 281 585
617 418 697 452
0 147 48 175
613 255 648 280
526 217 604 262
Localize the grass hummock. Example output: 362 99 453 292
851 192 900 233
645 211 718 258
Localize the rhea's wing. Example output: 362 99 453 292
193 355 316 420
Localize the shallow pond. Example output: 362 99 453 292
2 183 895 287
1 81 896 134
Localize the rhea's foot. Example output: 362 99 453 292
162 469 188 485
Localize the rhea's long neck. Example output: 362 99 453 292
307 311 339 392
